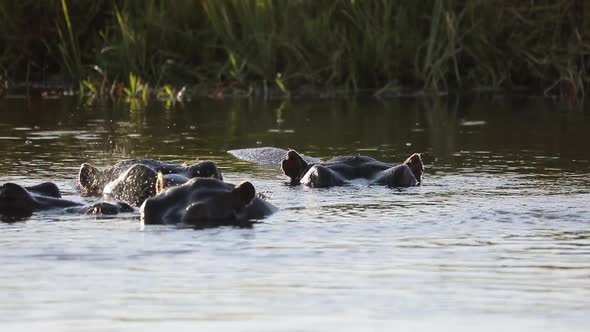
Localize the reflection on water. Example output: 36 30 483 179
0 97 589 331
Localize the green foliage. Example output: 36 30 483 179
0 0 588 98
56 0 82 79
124 72 149 107
156 84 182 110
275 73 290 97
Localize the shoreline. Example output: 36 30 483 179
0 80 576 103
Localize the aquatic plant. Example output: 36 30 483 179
124 73 149 110
55 0 82 80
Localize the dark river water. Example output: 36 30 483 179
0 96 589 331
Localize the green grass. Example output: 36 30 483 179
0 0 588 100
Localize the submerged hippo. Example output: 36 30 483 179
0 182 133 221
78 159 223 206
141 177 277 228
282 150 423 188
228 147 424 188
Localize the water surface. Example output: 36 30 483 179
0 97 589 331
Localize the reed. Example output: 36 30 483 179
56 0 82 80
0 0 587 99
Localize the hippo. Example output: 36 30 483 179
0 182 133 222
281 150 423 188
78 159 223 206
228 147 424 188
140 177 277 228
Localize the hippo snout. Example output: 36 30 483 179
140 197 163 225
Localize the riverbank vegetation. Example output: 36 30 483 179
0 0 588 101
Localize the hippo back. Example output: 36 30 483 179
228 147 321 165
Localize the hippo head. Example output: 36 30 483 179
0 183 36 220
281 150 309 184
155 172 187 195
141 178 257 227
78 163 102 196
404 153 424 183
185 161 223 181
103 164 158 207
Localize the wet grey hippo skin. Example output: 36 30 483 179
281 150 424 188
78 159 223 206
141 178 277 228
0 182 133 221
25 182 62 198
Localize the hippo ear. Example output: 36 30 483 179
232 181 256 208
190 161 223 181
281 149 308 180
404 153 424 182
155 171 168 195
79 163 99 188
